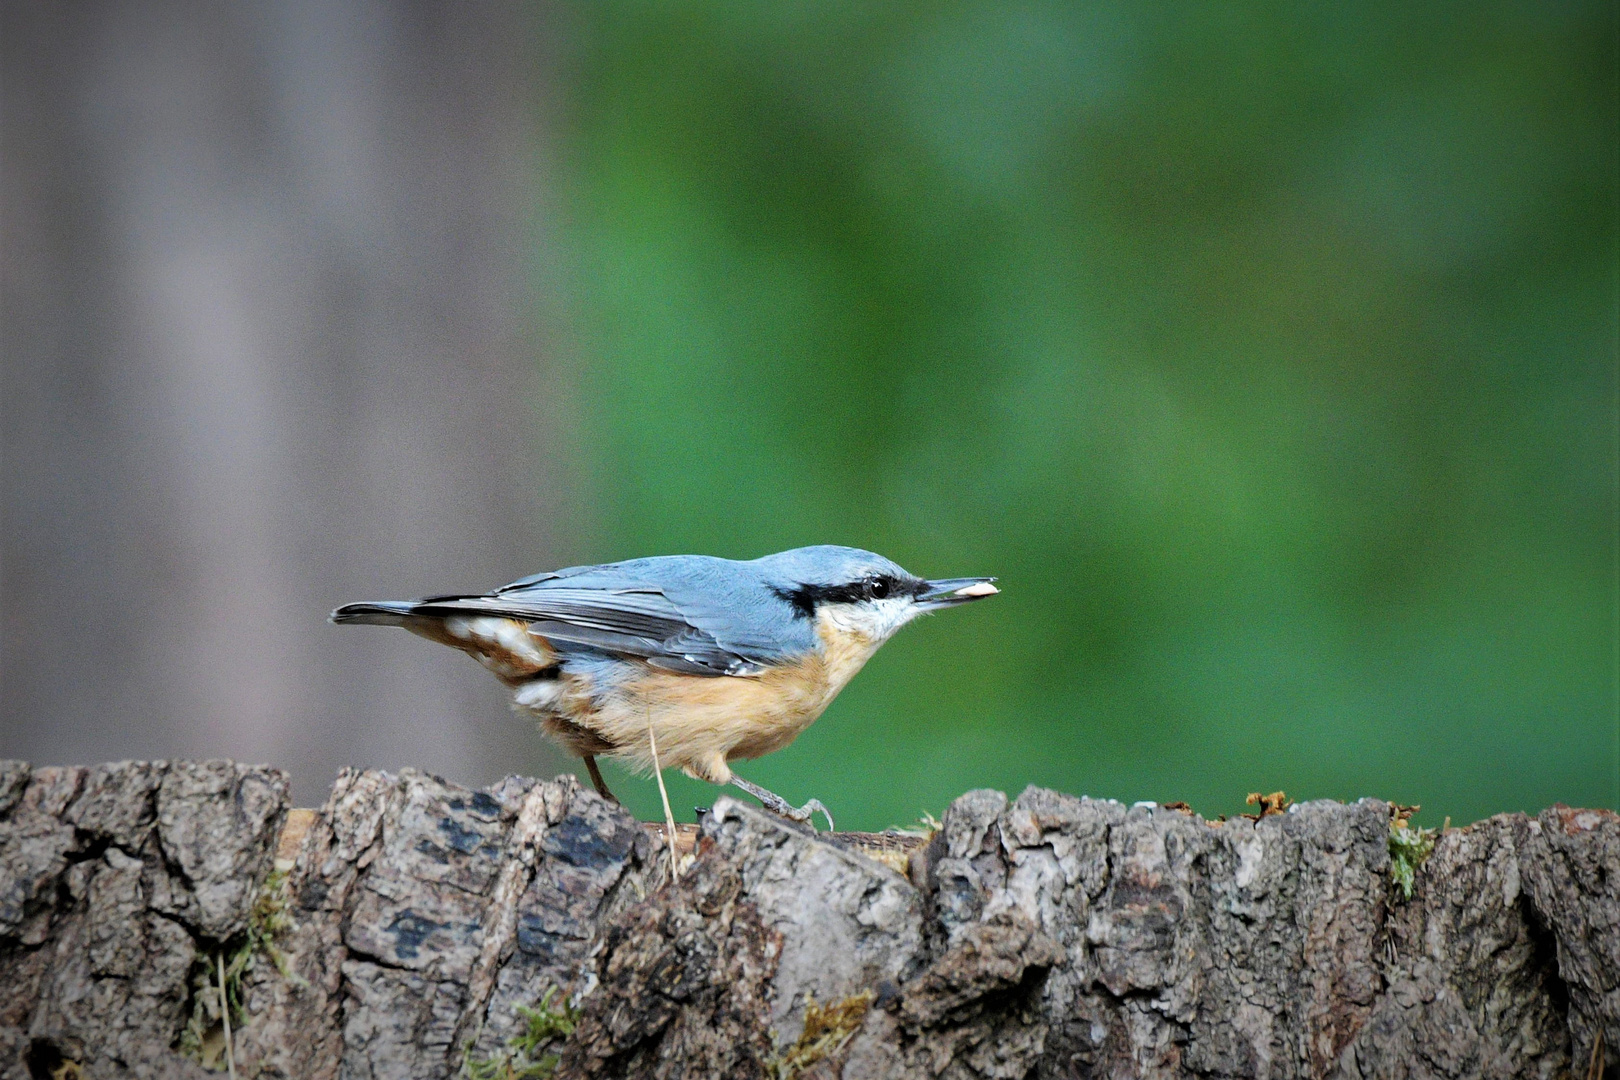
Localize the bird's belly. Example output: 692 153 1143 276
513 652 840 779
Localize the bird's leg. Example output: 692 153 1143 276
583 755 619 804
728 774 834 832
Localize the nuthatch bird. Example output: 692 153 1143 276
332 545 997 829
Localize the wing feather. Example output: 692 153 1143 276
402 586 759 676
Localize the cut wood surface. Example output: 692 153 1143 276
0 759 1613 1079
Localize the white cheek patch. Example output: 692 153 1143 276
818 597 918 642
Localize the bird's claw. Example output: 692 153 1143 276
785 798 834 833
728 776 835 832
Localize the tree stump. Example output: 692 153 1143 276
0 759 1613 1079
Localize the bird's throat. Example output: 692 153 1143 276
814 608 883 697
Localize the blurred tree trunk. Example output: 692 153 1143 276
2 759 1614 1079
1 0 577 802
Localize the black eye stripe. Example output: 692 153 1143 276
772 574 919 618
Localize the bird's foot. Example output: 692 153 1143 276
728 775 835 832
784 797 835 832
583 755 620 805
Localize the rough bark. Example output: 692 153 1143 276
0 760 1613 1080
0 760 289 1078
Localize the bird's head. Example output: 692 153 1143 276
757 545 998 646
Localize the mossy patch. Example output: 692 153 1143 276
768 991 875 1080
461 987 580 1080
179 867 305 1070
1388 805 1437 900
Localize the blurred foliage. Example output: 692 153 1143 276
552 0 1617 830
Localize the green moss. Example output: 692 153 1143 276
1388 816 1437 900
179 868 305 1070
461 987 581 1080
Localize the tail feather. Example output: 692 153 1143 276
330 600 419 626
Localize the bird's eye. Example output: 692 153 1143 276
868 577 889 600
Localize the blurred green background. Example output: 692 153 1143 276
561 0 1618 831
11 2 1609 819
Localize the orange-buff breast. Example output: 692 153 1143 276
523 610 880 786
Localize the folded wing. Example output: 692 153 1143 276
335 582 764 676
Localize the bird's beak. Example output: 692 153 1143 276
917 577 999 609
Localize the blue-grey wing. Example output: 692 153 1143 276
440 554 822 673
413 582 765 676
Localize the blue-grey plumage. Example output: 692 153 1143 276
332 545 997 826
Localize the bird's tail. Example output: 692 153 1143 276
330 600 420 626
